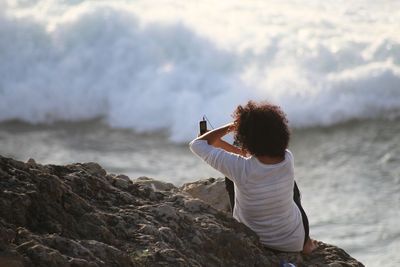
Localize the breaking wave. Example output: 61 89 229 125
1 0 399 141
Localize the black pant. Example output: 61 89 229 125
224 177 310 245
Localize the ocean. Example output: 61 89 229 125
1 0 399 266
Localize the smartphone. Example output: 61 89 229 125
199 120 207 135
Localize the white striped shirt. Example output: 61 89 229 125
189 139 305 252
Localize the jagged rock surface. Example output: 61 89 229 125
0 156 364 267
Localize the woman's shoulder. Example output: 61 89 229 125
285 149 294 160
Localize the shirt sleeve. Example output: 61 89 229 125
189 139 247 185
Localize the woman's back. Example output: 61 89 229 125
232 151 304 252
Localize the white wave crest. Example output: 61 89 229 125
0 1 399 141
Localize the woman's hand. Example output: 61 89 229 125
226 122 236 132
197 122 245 156
197 123 233 143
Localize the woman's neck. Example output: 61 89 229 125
256 155 285 165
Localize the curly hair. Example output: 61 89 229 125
232 101 290 157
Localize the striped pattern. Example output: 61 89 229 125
189 139 304 252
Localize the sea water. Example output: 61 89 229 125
1 119 399 266
1 1 400 266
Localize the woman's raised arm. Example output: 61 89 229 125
196 123 246 156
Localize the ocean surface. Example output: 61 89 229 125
1 0 400 266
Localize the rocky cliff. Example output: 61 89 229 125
0 155 364 267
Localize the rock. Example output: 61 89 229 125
0 252 24 267
153 204 179 221
134 176 176 191
158 227 178 244
114 174 133 190
15 240 71 267
80 162 107 177
138 224 159 236
116 174 130 181
79 240 133 267
183 198 208 212
181 177 231 212
26 158 37 167
0 155 365 267
113 178 130 190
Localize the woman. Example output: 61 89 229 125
189 101 317 253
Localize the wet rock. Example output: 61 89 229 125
0 155 364 267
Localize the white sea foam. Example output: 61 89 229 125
1 0 399 141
